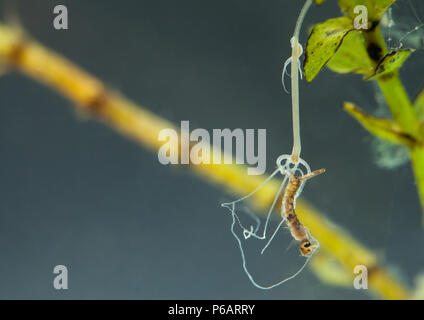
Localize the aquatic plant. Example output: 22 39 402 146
0 0 422 299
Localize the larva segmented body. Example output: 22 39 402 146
282 169 325 256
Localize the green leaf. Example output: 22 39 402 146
327 30 375 76
304 17 354 81
367 49 414 80
338 0 396 20
371 0 397 19
344 102 416 147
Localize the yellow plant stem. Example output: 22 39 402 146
377 73 424 219
377 74 420 137
411 148 424 224
368 27 424 218
0 23 412 299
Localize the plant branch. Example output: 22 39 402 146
368 28 424 219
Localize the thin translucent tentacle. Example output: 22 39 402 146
282 55 303 93
231 207 266 241
230 209 314 290
243 225 255 239
221 168 280 208
298 61 303 80
282 57 292 94
222 169 288 241
298 157 311 174
276 154 291 169
260 174 288 239
260 218 286 255
243 206 262 234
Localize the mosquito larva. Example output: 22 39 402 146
283 169 325 256
222 0 324 289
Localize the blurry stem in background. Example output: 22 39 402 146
0 23 413 299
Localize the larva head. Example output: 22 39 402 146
299 239 316 257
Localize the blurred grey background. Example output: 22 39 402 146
0 0 423 299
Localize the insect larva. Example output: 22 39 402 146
282 169 325 256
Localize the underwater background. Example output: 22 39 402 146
0 0 423 299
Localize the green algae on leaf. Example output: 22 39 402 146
367 49 414 80
304 16 354 81
327 30 374 76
